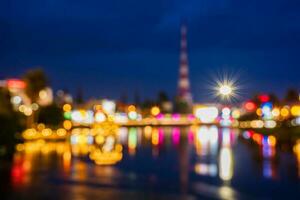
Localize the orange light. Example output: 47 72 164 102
268 136 276 146
252 133 263 145
128 105 136 112
256 108 262 116
244 101 256 111
63 120 72 130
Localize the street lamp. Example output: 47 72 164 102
215 81 236 101
219 84 233 96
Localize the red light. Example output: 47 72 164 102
248 130 254 137
6 79 26 89
259 95 269 103
11 165 24 186
244 101 256 111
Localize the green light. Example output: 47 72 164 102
64 112 71 120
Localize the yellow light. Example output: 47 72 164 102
39 89 48 99
16 144 25 151
152 129 159 145
281 107 290 118
37 123 45 131
107 115 114 122
291 106 300 117
63 151 72 162
231 109 240 119
63 104 72 112
151 106 160 116
19 105 26 112
94 104 102 111
57 128 67 137
128 105 136 112
24 107 33 116
219 84 232 96
271 108 280 117
31 103 39 111
95 135 105 144
256 108 262 116
63 120 72 130
42 128 52 137
144 126 152 139
76 134 88 145
91 150 123 165
293 140 300 154
250 120 264 128
115 144 123 152
22 128 37 140
264 120 277 129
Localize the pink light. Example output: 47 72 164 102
158 128 164 145
172 113 180 121
172 127 180 145
187 114 195 121
156 113 164 120
188 129 194 144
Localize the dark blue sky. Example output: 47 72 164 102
1 0 300 102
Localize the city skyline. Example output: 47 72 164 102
1 0 300 101
2 1 300 199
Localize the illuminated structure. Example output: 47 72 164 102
0 79 31 107
177 23 193 106
0 79 53 115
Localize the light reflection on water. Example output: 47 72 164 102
7 126 300 198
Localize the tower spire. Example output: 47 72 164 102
177 23 192 105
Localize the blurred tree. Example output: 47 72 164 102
141 99 155 109
0 88 14 116
269 93 280 106
157 91 169 104
38 104 63 127
284 89 299 103
23 68 48 103
0 88 22 159
174 96 191 114
75 88 84 104
239 112 257 121
23 68 48 127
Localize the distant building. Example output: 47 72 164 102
175 23 193 113
0 78 53 112
0 79 31 108
55 90 73 106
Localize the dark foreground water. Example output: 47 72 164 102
1 126 300 199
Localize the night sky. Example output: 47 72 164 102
1 0 300 102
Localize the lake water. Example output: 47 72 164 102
1 126 300 199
